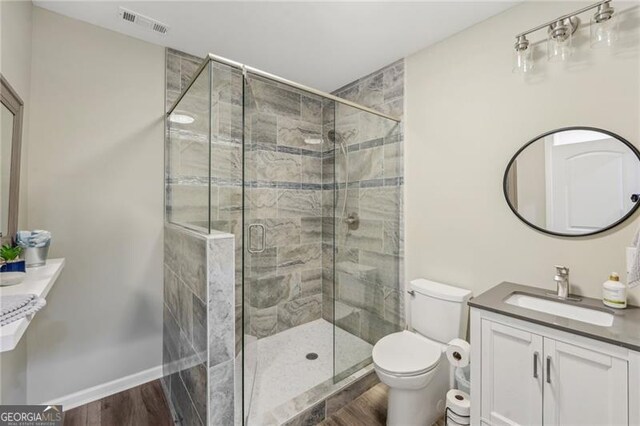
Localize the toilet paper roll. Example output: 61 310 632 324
446 389 471 418
446 338 471 368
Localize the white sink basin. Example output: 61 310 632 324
505 293 614 327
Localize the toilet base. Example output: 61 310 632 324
384 366 448 426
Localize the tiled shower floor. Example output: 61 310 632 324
248 319 373 424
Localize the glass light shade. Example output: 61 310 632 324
591 13 618 48
547 26 573 62
513 46 534 73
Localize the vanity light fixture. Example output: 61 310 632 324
512 35 533 73
591 2 618 48
547 18 576 62
513 1 617 71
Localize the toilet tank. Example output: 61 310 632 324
409 279 472 344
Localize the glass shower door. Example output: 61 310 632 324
332 102 403 380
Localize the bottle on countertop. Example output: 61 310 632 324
602 272 627 309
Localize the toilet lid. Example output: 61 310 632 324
372 331 443 376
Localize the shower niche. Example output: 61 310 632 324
163 50 404 425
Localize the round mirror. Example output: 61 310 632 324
504 127 640 237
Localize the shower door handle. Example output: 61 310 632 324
247 224 266 254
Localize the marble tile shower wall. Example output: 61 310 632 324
244 75 326 338
166 49 245 357
162 225 236 426
322 59 405 346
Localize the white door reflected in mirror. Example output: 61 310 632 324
505 128 640 237
1 104 14 238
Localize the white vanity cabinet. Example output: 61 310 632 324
471 308 638 426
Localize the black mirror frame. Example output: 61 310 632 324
503 126 640 238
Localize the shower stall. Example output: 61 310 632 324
164 52 403 425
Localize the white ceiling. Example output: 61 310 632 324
34 1 517 92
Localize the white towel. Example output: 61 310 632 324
0 295 46 326
1 294 36 316
629 227 640 289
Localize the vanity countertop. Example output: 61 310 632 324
469 282 640 352
0 258 65 353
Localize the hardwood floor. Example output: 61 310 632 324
319 383 446 426
63 380 173 426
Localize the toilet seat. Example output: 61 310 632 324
372 330 443 377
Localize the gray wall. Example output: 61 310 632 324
405 1 640 304
26 7 165 404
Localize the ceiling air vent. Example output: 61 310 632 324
118 7 169 36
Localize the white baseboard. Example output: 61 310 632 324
44 365 163 411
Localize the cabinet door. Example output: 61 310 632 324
481 320 543 426
543 338 628 426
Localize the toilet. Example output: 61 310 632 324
372 279 472 426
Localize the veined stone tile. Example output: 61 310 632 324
383 287 404 327
334 112 360 146
178 231 207 303
277 243 322 272
359 187 400 221
209 359 235 426
180 362 208 425
250 306 278 338
300 217 322 243
248 274 292 309
277 190 322 218
215 102 243 143
250 113 278 144
177 277 194 344
208 236 235 366
218 186 242 220
250 78 301 117
282 401 325 426
248 247 277 278
254 149 301 183
383 141 403 179
350 145 383 182
166 52 181 93
301 95 322 122
383 220 401 255
334 83 360 103
278 117 323 151
211 143 242 180
379 98 404 120
298 268 323 299
246 188 278 218
359 250 400 290
343 219 383 252
180 56 203 92
359 72 384 108
262 218 301 248
300 156 322 185
171 373 203 426
337 271 384 317
192 292 207 357
277 294 322 330
177 140 209 177
168 184 209 225
383 60 404 102
164 265 180 319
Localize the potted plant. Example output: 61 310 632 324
0 244 25 272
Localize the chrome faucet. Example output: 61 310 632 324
554 265 570 299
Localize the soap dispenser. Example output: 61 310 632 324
602 272 627 309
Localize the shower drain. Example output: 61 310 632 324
306 352 318 360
